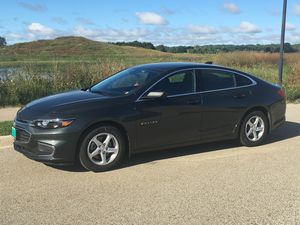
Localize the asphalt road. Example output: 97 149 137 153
1 105 300 225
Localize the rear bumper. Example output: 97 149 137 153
13 120 80 165
270 115 285 131
269 99 286 131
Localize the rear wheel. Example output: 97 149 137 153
79 125 126 172
240 111 268 147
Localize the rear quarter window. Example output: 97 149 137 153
235 74 253 86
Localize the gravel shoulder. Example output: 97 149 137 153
0 107 19 122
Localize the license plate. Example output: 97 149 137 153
11 127 16 139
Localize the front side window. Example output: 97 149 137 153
196 69 236 92
149 70 195 96
90 67 162 96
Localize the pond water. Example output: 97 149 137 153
0 68 57 81
0 68 16 81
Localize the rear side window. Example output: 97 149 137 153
150 70 195 96
235 74 253 86
196 69 236 92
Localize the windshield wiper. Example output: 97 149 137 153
89 89 108 95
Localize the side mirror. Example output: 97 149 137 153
144 91 165 99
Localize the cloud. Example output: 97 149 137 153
222 2 240 14
27 23 54 36
287 31 300 43
187 24 216 34
73 26 150 42
5 31 51 43
224 33 279 45
18 2 46 12
4 15 298 46
76 17 94 25
286 23 296 31
72 25 222 46
73 26 99 37
7 32 23 40
5 24 299 46
136 12 167 25
52 17 67 25
293 4 300 16
235 21 261 33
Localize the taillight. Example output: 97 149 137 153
277 89 285 97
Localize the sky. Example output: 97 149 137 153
0 0 300 46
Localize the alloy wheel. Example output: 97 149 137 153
244 116 265 142
87 133 119 165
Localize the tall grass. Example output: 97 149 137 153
0 60 127 106
0 52 299 106
213 52 300 101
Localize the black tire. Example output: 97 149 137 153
79 125 126 172
240 111 268 147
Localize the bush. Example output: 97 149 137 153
0 121 13 136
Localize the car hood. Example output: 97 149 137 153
17 90 109 121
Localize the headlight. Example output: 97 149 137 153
33 119 74 129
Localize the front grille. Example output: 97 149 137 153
16 129 31 142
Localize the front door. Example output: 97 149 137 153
134 70 203 152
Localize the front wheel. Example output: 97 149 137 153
79 125 126 172
240 111 268 147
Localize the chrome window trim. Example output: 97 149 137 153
167 83 254 98
192 69 197 92
136 67 257 102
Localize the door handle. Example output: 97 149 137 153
233 93 247 99
187 99 202 105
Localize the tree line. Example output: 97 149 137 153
112 41 298 54
0 36 7 46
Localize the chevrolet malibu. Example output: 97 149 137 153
12 62 286 171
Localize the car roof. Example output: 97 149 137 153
131 62 228 74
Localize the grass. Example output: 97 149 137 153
0 36 299 106
0 121 13 136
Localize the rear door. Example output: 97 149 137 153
195 69 254 139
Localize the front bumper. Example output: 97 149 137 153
13 120 80 165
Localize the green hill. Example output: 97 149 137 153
0 36 204 67
0 36 165 57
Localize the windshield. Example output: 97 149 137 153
90 67 162 96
